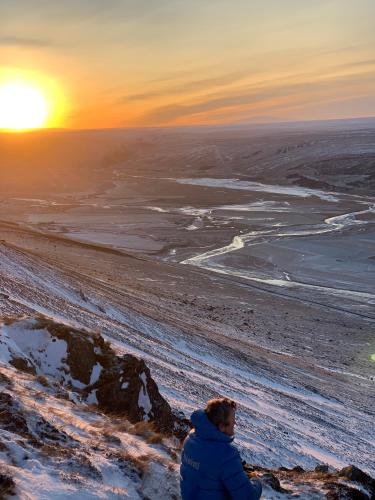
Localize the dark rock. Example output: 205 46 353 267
94 354 182 435
10 357 36 375
0 372 12 387
34 318 100 385
325 483 370 499
172 410 192 439
338 465 375 498
0 470 16 498
5 316 189 439
292 465 305 473
261 472 288 493
315 464 330 473
243 462 373 499
0 392 29 436
103 434 122 446
44 319 189 437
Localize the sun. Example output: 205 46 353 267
0 81 50 131
0 68 67 132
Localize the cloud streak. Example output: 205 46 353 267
140 69 375 124
119 70 249 103
2 0 374 127
0 36 55 47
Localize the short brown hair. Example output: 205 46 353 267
205 398 236 428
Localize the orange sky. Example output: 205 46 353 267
1 0 375 129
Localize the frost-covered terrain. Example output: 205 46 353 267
0 122 374 498
0 318 183 499
0 217 374 497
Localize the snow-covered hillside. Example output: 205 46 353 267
0 317 184 499
1 317 374 499
0 221 374 498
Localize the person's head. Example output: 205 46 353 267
205 398 237 436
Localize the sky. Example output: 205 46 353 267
1 0 375 129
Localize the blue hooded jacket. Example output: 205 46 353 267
180 410 262 499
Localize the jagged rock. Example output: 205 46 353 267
172 409 192 439
292 465 305 473
316 464 330 473
0 470 15 498
325 483 370 499
339 465 375 499
261 472 287 493
0 316 189 438
93 353 180 435
244 463 374 499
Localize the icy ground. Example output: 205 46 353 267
0 224 374 485
1 124 375 498
0 344 181 499
0 285 373 499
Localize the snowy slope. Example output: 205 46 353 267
0 232 374 498
0 362 181 499
1 317 373 499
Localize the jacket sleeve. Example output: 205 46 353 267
220 447 262 500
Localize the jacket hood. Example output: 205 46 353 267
190 409 234 443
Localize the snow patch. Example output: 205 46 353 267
86 389 98 405
138 372 152 421
89 362 102 385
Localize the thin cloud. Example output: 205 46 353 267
0 36 55 47
337 59 375 69
141 70 375 124
119 70 249 103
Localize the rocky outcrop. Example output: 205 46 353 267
0 316 189 438
245 463 375 499
0 322 184 499
338 466 375 499
0 470 15 498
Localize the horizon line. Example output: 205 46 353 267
1 115 375 135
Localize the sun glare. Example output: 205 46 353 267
0 82 49 131
0 69 66 132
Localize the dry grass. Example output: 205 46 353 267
1 316 21 326
39 443 75 459
36 375 50 387
127 421 165 445
146 433 164 445
76 403 102 415
114 448 151 476
92 417 132 434
278 470 338 482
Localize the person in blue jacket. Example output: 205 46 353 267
180 398 262 499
